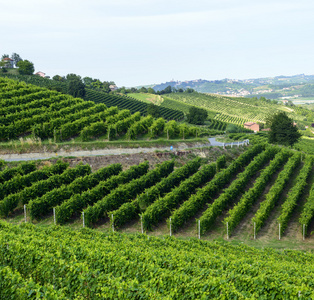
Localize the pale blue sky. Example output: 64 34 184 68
1 0 314 86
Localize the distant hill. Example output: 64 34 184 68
147 74 314 100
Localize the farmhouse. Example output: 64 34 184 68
35 71 46 78
2 57 14 68
244 122 260 132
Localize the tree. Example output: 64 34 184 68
139 87 148 93
268 112 301 146
1 54 9 60
226 124 241 133
11 53 22 67
17 60 34 75
147 103 160 118
163 85 172 94
67 76 86 98
147 88 155 94
53 75 65 81
186 106 208 125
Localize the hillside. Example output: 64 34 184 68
1 145 313 246
1 221 314 298
131 91 314 129
0 77 210 145
149 74 314 100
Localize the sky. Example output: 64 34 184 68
1 0 314 87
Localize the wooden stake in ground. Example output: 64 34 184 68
170 217 172 236
24 205 27 223
112 214 114 232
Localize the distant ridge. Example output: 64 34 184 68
141 74 314 99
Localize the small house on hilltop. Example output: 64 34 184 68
2 57 14 68
244 122 260 132
35 71 46 78
109 84 118 91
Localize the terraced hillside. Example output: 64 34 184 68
0 78 204 143
163 92 314 127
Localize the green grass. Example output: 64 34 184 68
128 93 163 105
0 68 19 75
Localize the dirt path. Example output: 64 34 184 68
0 137 250 162
0 144 193 161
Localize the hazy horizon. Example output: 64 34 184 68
1 0 314 87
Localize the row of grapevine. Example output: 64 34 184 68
0 164 91 217
166 92 275 123
0 160 68 201
198 146 278 235
1 221 313 298
0 97 91 140
208 119 227 131
55 108 130 141
83 160 175 227
0 93 69 119
110 158 202 229
0 85 44 101
127 115 153 140
28 163 122 221
142 162 219 231
0 265 64 299
299 182 314 235
223 149 291 235
107 112 141 140
277 156 314 235
32 103 109 139
252 153 301 234
214 113 249 126
55 162 150 225
149 117 165 138
0 73 68 93
169 144 264 233
0 161 36 184
0 78 206 143
85 89 184 121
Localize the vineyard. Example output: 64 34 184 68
164 91 314 127
0 221 314 299
0 145 314 298
85 89 184 121
0 144 313 242
0 77 206 143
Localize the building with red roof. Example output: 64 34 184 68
244 122 260 132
